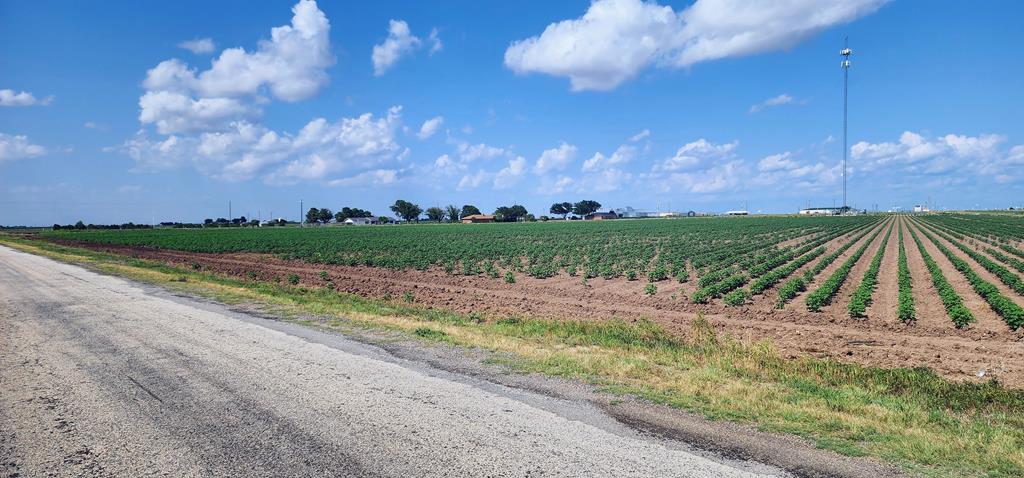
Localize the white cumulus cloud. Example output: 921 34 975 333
583 144 636 172
372 20 422 76
178 38 216 54
0 133 47 161
417 116 444 139
533 142 577 174
139 0 333 134
505 0 886 91
657 138 737 172
494 156 527 189
0 89 52 107
122 106 404 183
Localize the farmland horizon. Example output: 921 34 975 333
2 0 1022 226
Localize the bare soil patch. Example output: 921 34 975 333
42 236 1024 387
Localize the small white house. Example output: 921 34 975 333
344 217 377 225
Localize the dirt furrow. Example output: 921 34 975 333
781 220 889 313
865 218 902 323
817 218 894 317
747 222 881 314
899 218 952 332
912 219 1024 309
905 220 1008 334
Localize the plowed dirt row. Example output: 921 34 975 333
911 219 1024 310
905 221 1008 335
780 220 889 312
748 222 879 314
899 218 951 332
816 219 894 317
41 234 1024 387
865 219 902 323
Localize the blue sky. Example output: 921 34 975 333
1 0 1022 225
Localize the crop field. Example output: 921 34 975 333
39 213 1024 386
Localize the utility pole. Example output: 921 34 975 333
841 38 852 210
300 200 303 227
229 200 232 221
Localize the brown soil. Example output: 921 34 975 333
910 219 1024 311
904 220 1008 335
816 219 893 317
41 235 1024 388
865 219 901 323
748 221 880 314
780 220 889 312
900 218 953 332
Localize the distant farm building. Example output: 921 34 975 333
799 207 842 216
585 212 619 220
461 214 495 224
724 210 749 216
614 207 653 218
344 217 377 225
913 205 930 213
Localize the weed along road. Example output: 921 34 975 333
0 246 788 477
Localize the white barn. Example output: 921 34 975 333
344 217 377 225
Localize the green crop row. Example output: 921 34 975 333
692 273 747 304
920 222 1024 297
907 226 974 327
913 221 1024 330
847 223 894 317
896 223 916 323
805 223 887 312
776 221 881 308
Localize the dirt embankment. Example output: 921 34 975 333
42 236 1024 387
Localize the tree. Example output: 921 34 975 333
335 207 373 222
390 200 423 222
549 202 573 219
425 206 446 222
460 204 481 217
204 218 214 225
317 208 333 224
445 205 460 223
572 200 602 217
74 220 86 230
494 204 529 222
306 207 320 225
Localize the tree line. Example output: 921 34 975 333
300 199 602 224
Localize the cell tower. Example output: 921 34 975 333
841 38 852 210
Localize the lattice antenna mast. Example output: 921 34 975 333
841 38 852 210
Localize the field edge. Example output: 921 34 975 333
2 234 1023 478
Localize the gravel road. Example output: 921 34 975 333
0 245 787 477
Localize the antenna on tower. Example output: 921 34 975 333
841 37 852 211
